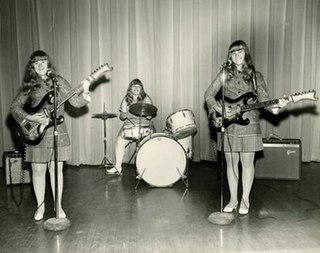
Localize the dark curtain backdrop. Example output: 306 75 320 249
1 0 319 166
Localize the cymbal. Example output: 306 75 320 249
129 102 157 117
91 112 117 120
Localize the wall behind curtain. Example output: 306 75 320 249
0 0 319 166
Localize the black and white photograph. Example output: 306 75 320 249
0 0 319 252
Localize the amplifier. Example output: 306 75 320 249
255 138 301 180
3 151 31 185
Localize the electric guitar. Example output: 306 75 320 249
20 63 113 145
211 90 318 129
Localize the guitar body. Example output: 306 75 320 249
212 92 257 129
21 95 65 145
23 92 53 114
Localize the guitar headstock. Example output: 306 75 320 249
90 63 113 80
290 90 319 103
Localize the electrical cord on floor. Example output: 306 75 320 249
253 181 320 221
8 156 24 207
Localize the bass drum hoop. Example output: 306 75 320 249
136 133 187 187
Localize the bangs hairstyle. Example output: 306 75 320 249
125 78 147 105
226 40 255 81
30 52 49 63
22 50 54 92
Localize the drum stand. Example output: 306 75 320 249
131 112 145 190
177 158 189 188
100 119 113 169
91 106 117 170
125 111 145 163
177 137 193 189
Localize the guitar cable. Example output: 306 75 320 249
8 153 25 208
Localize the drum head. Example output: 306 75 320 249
136 134 187 187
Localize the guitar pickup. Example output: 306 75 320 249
21 121 32 131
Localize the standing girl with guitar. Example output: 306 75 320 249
205 40 288 215
10 50 91 221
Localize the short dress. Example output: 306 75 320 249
204 70 271 152
10 75 89 163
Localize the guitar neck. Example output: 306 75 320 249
51 76 95 113
240 98 280 112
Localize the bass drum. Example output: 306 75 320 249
136 133 187 187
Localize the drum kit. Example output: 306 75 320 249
92 102 197 188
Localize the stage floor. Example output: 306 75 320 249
0 161 320 253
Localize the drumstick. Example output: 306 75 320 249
126 117 135 125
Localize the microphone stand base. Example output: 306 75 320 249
208 212 235 225
43 217 71 231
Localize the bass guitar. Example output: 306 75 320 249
20 63 113 145
211 90 318 129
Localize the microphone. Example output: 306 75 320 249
46 69 55 78
222 59 233 67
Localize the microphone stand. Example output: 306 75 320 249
208 66 235 225
44 73 71 231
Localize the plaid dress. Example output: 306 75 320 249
10 75 89 162
205 70 271 152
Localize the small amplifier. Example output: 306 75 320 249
255 138 301 180
3 151 32 185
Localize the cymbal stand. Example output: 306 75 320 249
126 110 144 167
133 110 146 190
100 114 114 169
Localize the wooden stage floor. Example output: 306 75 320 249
0 161 320 253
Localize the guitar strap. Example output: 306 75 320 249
252 70 258 100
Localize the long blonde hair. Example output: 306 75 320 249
225 40 256 82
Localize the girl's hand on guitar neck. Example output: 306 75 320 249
81 80 91 102
278 96 289 108
271 96 289 114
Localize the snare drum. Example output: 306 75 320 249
136 133 187 187
122 126 153 140
166 109 197 139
